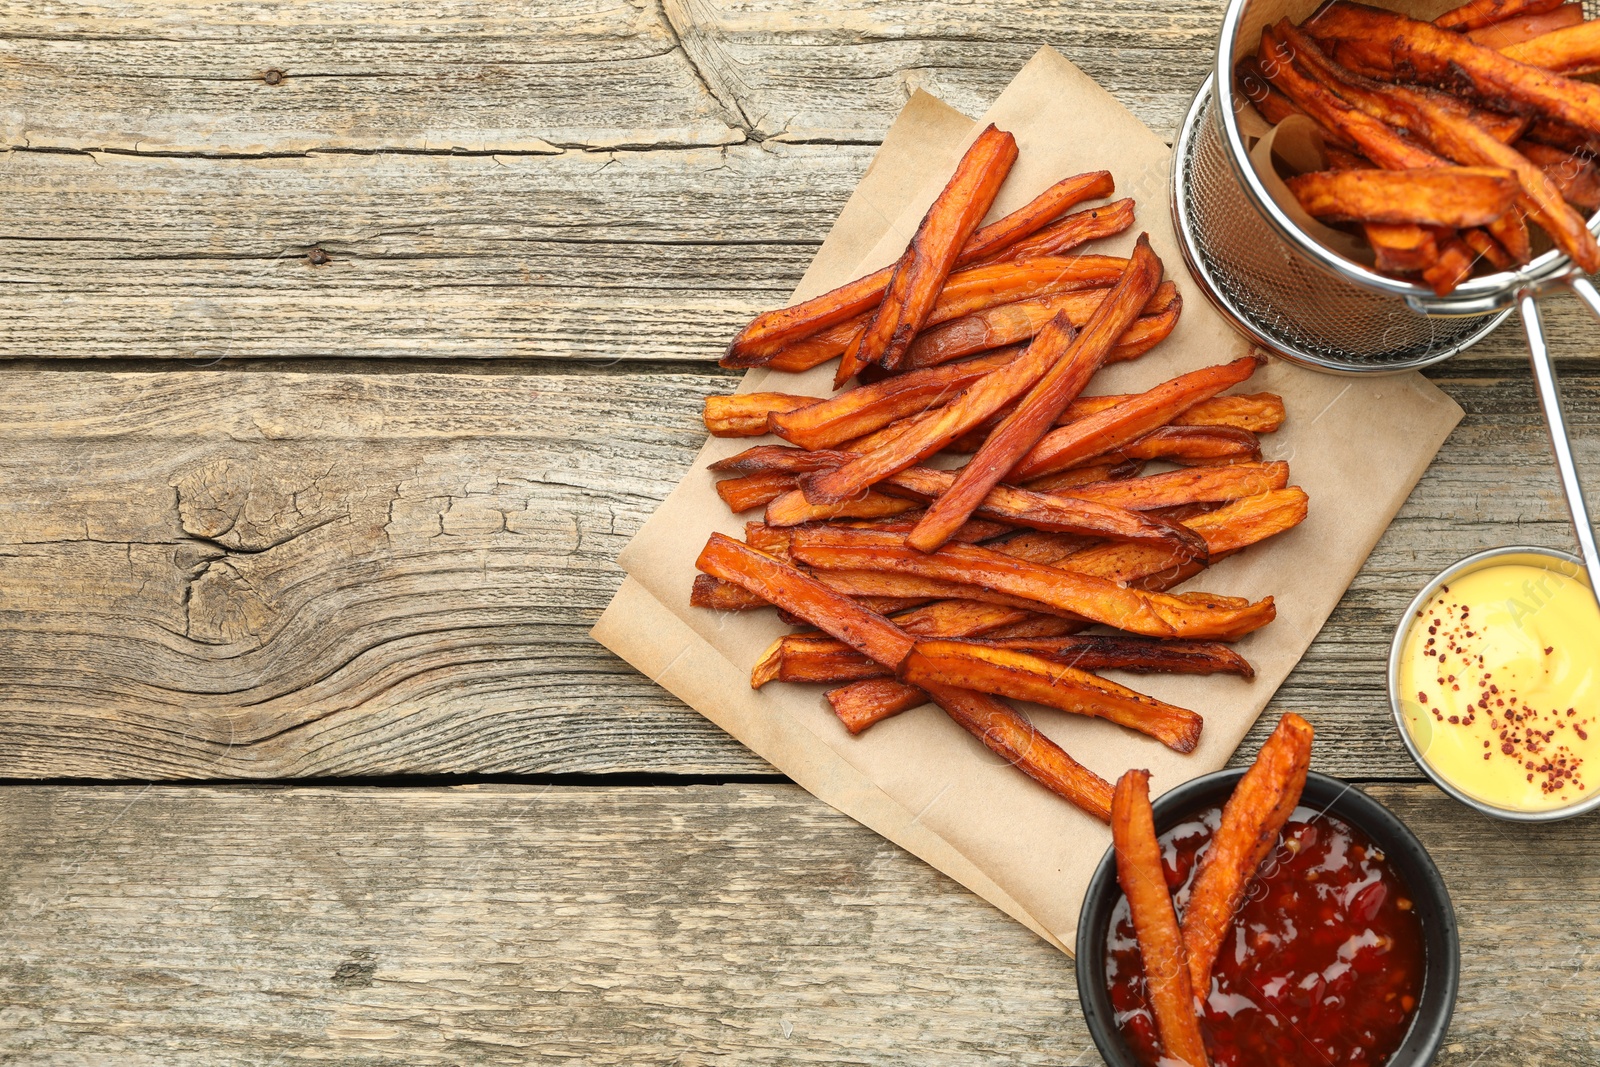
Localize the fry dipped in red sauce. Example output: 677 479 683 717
1105 804 1425 1067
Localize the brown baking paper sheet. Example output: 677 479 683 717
595 47 1464 952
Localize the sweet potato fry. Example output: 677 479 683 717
1236 55 1313 129
1055 392 1284 435
828 677 935 731
1287 166 1519 225
1282 20 1600 270
1308 2 1600 139
815 568 1048 607
1012 355 1263 481
1498 15 1600 71
1468 2 1584 46
896 278 1176 372
704 393 818 437
788 528 1276 640
1258 28 1443 169
767 256 1129 373
825 495 1299 735
995 634 1255 679
694 533 915 669
799 464 1209 558
836 124 1019 382
1087 425 1264 469
1062 487 1309 581
825 491 1305 731
700 534 1114 821
761 488 921 525
691 572 769 612
766 351 1017 450
1112 770 1210 1067
926 683 1114 821
800 315 1081 505
1461 225 1516 270
1422 233 1481 295
1516 138 1600 208
1181 713 1315 994
909 236 1165 552
710 445 853 476
723 169 1113 367
756 631 1254 688
987 197 1136 263
1258 25 1522 271
1365 222 1443 273
1067 461 1291 512
833 514 1012 541
900 639 1205 751
716 471 799 512
1435 0 1564 32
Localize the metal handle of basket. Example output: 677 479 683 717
1519 280 1600 606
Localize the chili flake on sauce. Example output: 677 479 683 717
1105 804 1425 1066
1397 562 1600 812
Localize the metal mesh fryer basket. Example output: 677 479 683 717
1171 0 1600 603
1172 78 1510 373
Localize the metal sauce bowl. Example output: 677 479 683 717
1389 545 1600 823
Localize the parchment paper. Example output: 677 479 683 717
595 47 1464 952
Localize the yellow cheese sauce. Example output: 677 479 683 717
1397 562 1600 812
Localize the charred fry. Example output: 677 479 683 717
900 639 1205 751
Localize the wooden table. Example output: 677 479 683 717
2 2 1598 1063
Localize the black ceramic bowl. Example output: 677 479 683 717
1076 770 1459 1067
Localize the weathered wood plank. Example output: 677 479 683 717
0 145 853 362
4 142 1597 364
5 0 1598 364
0 782 1593 1065
1 363 1596 780
2 0 1216 156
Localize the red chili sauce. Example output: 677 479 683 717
1104 803 1426 1066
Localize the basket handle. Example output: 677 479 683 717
1519 283 1600 607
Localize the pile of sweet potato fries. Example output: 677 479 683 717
1112 714 1315 1067
692 126 1309 822
1242 0 1600 295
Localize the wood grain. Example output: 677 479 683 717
2 0 1216 156
1 362 1595 779
5 0 1596 364
0 781 1593 1065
